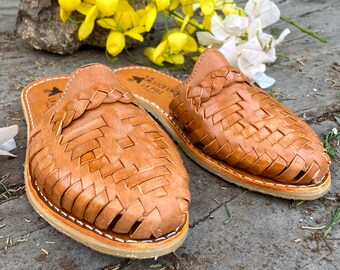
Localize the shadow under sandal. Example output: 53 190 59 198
21 64 190 258
113 49 331 200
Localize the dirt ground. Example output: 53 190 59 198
0 0 339 269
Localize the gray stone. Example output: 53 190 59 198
16 0 148 55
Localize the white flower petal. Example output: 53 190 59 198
245 0 280 28
210 14 230 41
240 36 276 66
241 47 276 66
237 56 266 79
248 19 272 43
1 138 16 152
222 14 249 36
0 149 17 157
0 125 18 146
0 125 18 157
196 31 222 47
240 20 277 66
274 28 290 46
218 36 241 66
254 72 276 88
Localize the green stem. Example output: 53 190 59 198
323 208 340 237
224 203 233 224
280 15 329 43
105 50 118 63
323 131 339 158
163 11 169 32
67 16 83 24
167 9 205 31
276 52 290 59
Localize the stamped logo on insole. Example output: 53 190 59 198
44 87 62 108
128 75 173 95
45 87 62 96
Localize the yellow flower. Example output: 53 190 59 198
202 11 215 31
141 4 157 32
156 0 170 11
200 0 214 15
180 0 193 16
223 5 244 16
214 0 244 16
78 5 99 40
58 0 81 12
58 0 81 22
180 0 215 17
96 0 119 16
77 0 142 41
124 26 146 42
76 2 93 15
169 0 180 10
144 29 197 66
96 18 117 29
144 47 166 66
59 9 70 22
97 15 146 57
106 31 125 57
168 32 188 54
144 9 198 66
114 0 140 30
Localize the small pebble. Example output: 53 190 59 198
41 248 49 255
315 217 323 224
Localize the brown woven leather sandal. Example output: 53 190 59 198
112 49 331 200
21 64 190 258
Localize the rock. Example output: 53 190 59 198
16 0 81 54
16 0 148 55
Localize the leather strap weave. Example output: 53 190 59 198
170 65 330 185
29 66 190 240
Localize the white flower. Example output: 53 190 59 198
219 36 241 66
240 20 277 67
239 20 289 66
217 18 290 88
332 128 338 135
197 0 290 88
237 19 289 87
237 55 266 79
0 125 18 157
197 14 230 46
245 0 281 29
197 14 248 46
222 14 249 36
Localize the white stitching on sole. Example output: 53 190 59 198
33 179 181 243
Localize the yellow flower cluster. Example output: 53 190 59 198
58 0 242 65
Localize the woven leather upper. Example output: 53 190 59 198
28 64 190 240
170 49 330 185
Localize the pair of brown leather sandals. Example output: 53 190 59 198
22 49 331 258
